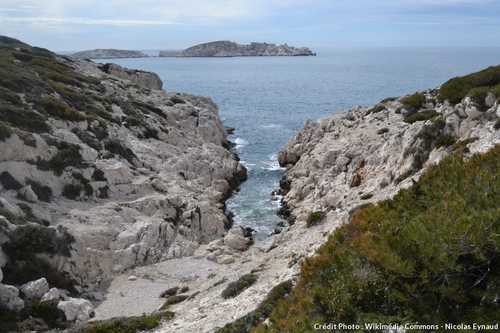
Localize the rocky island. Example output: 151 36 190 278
159 41 315 57
1 34 500 332
70 49 152 60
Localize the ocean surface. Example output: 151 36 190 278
93 48 500 241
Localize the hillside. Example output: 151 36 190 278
159 41 315 57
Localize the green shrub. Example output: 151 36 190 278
104 138 137 165
40 96 90 122
439 65 500 104
434 133 456 148
306 211 326 228
494 119 500 130
1 224 76 290
0 171 22 190
92 169 107 181
221 274 258 299
401 92 425 111
77 311 175 333
403 109 438 124
0 122 13 141
360 193 373 200
255 145 500 332
36 141 84 176
62 183 82 200
160 286 179 298
160 295 189 310
216 280 293 333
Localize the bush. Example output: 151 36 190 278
306 211 326 228
401 92 425 111
403 109 438 124
434 133 456 148
40 96 90 122
92 169 107 181
36 141 84 176
216 280 293 333
0 171 22 191
62 184 82 200
159 295 189 310
104 138 137 165
255 145 500 331
439 65 500 104
221 274 258 299
0 122 13 141
1 224 76 290
76 311 175 333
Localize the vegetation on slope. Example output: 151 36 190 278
254 145 500 332
439 65 500 105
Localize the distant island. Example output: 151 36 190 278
70 49 152 60
159 41 316 57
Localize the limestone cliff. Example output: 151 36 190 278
70 49 151 60
277 71 500 230
0 36 247 291
159 41 315 57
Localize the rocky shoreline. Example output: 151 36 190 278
2 35 500 332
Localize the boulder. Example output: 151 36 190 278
20 278 49 300
41 288 60 302
57 297 95 322
0 284 24 311
18 185 38 203
223 227 251 251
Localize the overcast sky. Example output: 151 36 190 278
1 0 500 52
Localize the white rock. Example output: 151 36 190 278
20 278 49 300
57 297 95 322
0 268 2 283
217 255 235 264
485 92 497 108
41 288 60 302
128 275 138 281
18 185 38 203
223 227 251 251
0 284 24 311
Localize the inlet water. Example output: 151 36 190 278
93 47 500 241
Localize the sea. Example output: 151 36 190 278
90 48 500 241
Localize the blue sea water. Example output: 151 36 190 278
95 48 500 241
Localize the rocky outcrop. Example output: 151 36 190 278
0 36 247 292
70 49 151 60
159 41 315 57
278 87 500 228
99 63 163 90
20 277 49 299
57 297 95 322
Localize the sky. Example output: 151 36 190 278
1 0 500 52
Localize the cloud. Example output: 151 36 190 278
0 16 182 27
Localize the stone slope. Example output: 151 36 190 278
70 49 151 60
0 36 247 292
159 41 315 57
277 86 500 231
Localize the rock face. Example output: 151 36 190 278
20 278 50 299
0 283 24 311
100 63 163 90
70 49 151 60
159 41 315 57
277 88 500 229
0 36 246 291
